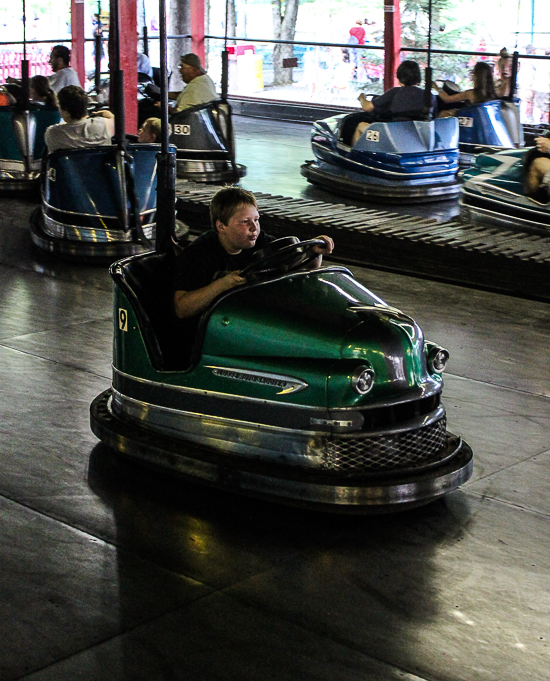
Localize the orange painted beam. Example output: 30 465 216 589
110 0 137 133
383 0 401 91
190 0 205 63
70 0 86 86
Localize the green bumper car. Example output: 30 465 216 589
90 241 472 512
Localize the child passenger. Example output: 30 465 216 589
138 117 161 143
44 85 114 153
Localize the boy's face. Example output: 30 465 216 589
138 124 155 143
217 203 260 254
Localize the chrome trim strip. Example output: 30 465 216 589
110 390 445 469
112 366 321 411
205 365 308 395
42 196 157 220
42 198 119 219
111 388 315 437
112 375 445 438
464 181 550 212
110 389 321 464
0 160 41 173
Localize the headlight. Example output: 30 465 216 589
427 347 449 373
351 366 375 395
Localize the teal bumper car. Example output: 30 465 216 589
459 148 550 233
90 241 473 512
0 104 60 192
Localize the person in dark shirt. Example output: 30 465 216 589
524 135 550 203
352 60 434 145
173 186 333 321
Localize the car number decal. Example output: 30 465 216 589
366 130 380 142
118 308 128 332
458 117 474 127
173 124 191 135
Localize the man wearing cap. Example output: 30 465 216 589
167 53 217 114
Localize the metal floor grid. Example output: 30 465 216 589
176 181 550 300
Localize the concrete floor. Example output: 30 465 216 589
1 117 549 680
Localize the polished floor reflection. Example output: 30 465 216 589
0 117 549 681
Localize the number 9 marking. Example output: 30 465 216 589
118 308 128 332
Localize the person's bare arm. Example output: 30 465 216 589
91 109 114 119
358 93 374 112
535 136 550 154
174 271 246 319
434 84 474 104
155 100 180 112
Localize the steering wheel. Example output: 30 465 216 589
440 80 461 95
240 237 326 281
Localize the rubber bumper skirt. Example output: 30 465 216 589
90 389 473 513
29 207 154 262
176 160 247 183
0 177 39 195
301 162 460 204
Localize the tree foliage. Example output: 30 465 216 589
401 0 477 81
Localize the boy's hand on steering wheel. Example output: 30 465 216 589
312 235 334 255
535 137 550 154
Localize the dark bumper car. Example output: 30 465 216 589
169 100 246 182
90 239 472 512
0 104 60 193
30 143 175 261
301 113 460 203
459 147 550 233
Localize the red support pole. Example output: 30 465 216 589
190 0 206 63
115 0 138 133
71 0 86 87
383 0 401 91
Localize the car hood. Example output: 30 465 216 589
201 269 438 404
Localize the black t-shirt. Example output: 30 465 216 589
373 85 436 118
174 229 274 293
172 229 274 364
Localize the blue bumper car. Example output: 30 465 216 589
0 104 60 193
301 113 460 203
30 143 172 260
170 100 246 182
455 99 522 167
459 147 550 233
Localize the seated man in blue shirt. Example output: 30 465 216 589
351 60 435 145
